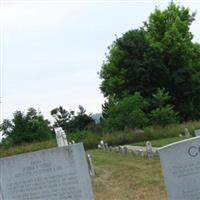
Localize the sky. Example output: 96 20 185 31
1 0 200 122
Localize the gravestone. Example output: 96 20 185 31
100 140 105 150
87 154 95 176
123 146 128 154
0 143 94 200
184 127 190 137
54 127 68 147
158 137 200 200
104 143 109 150
146 141 154 158
194 129 200 137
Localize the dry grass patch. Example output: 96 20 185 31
90 150 167 200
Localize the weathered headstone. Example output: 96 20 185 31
87 154 95 176
104 143 109 150
100 140 105 150
0 143 94 200
194 129 200 137
139 149 144 157
184 127 190 137
54 127 68 147
158 137 200 200
146 141 154 158
123 146 128 154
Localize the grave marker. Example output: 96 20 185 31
146 141 154 158
184 127 190 137
194 129 200 137
54 127 68 147
158 137 200 200
0 143 94 200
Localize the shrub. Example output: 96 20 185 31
103 92 149 131
150 105 179 126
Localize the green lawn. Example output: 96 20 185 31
131 136 190 147
90 150 166 200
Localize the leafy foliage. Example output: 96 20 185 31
100 2 200 120
149 88 179 126
0 108 52 146
102 92 149 131
51 105 95 133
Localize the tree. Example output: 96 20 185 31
100 29 150 98
100 2 200 120
0 108 52 146
149 88 179 126
103 92 149 131
50 106 75 132
51 105 95 133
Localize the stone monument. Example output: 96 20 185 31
54 127 68 147
158 137 200 200
146 141 154 158
194 129 200 137
0 143 94 200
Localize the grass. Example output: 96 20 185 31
131 136 190 147
90 150 167 200
0 140 57 158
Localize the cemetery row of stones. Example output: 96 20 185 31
97 128 200 159
97 140 156 158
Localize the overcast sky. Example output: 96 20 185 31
1 0 200 121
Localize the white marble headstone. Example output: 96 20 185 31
158 137 200 200
54 127 68 147
0 143 94 200
194 129 200 137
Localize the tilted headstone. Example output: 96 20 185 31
158 137 200 200
194 129 200 137
0 143 94 200
87 154 95 176
54 127 68 147
146 141 154 158
184 127 190 137
97 144 101 149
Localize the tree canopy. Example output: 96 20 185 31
0 108 52 146
50 105 95 133
100 2 200 120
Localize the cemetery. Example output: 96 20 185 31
1 125 200 199
2 1 200 200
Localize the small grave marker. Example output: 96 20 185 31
194 129 200 137
146 141 154 158
87 154 95 176
54 127 68 147
184 127 190 137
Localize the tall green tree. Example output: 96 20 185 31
100 2 200 120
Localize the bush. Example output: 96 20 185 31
150 105 179 126
103 92 149 131
0 108 52 146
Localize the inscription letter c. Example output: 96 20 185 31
188 146 198 157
